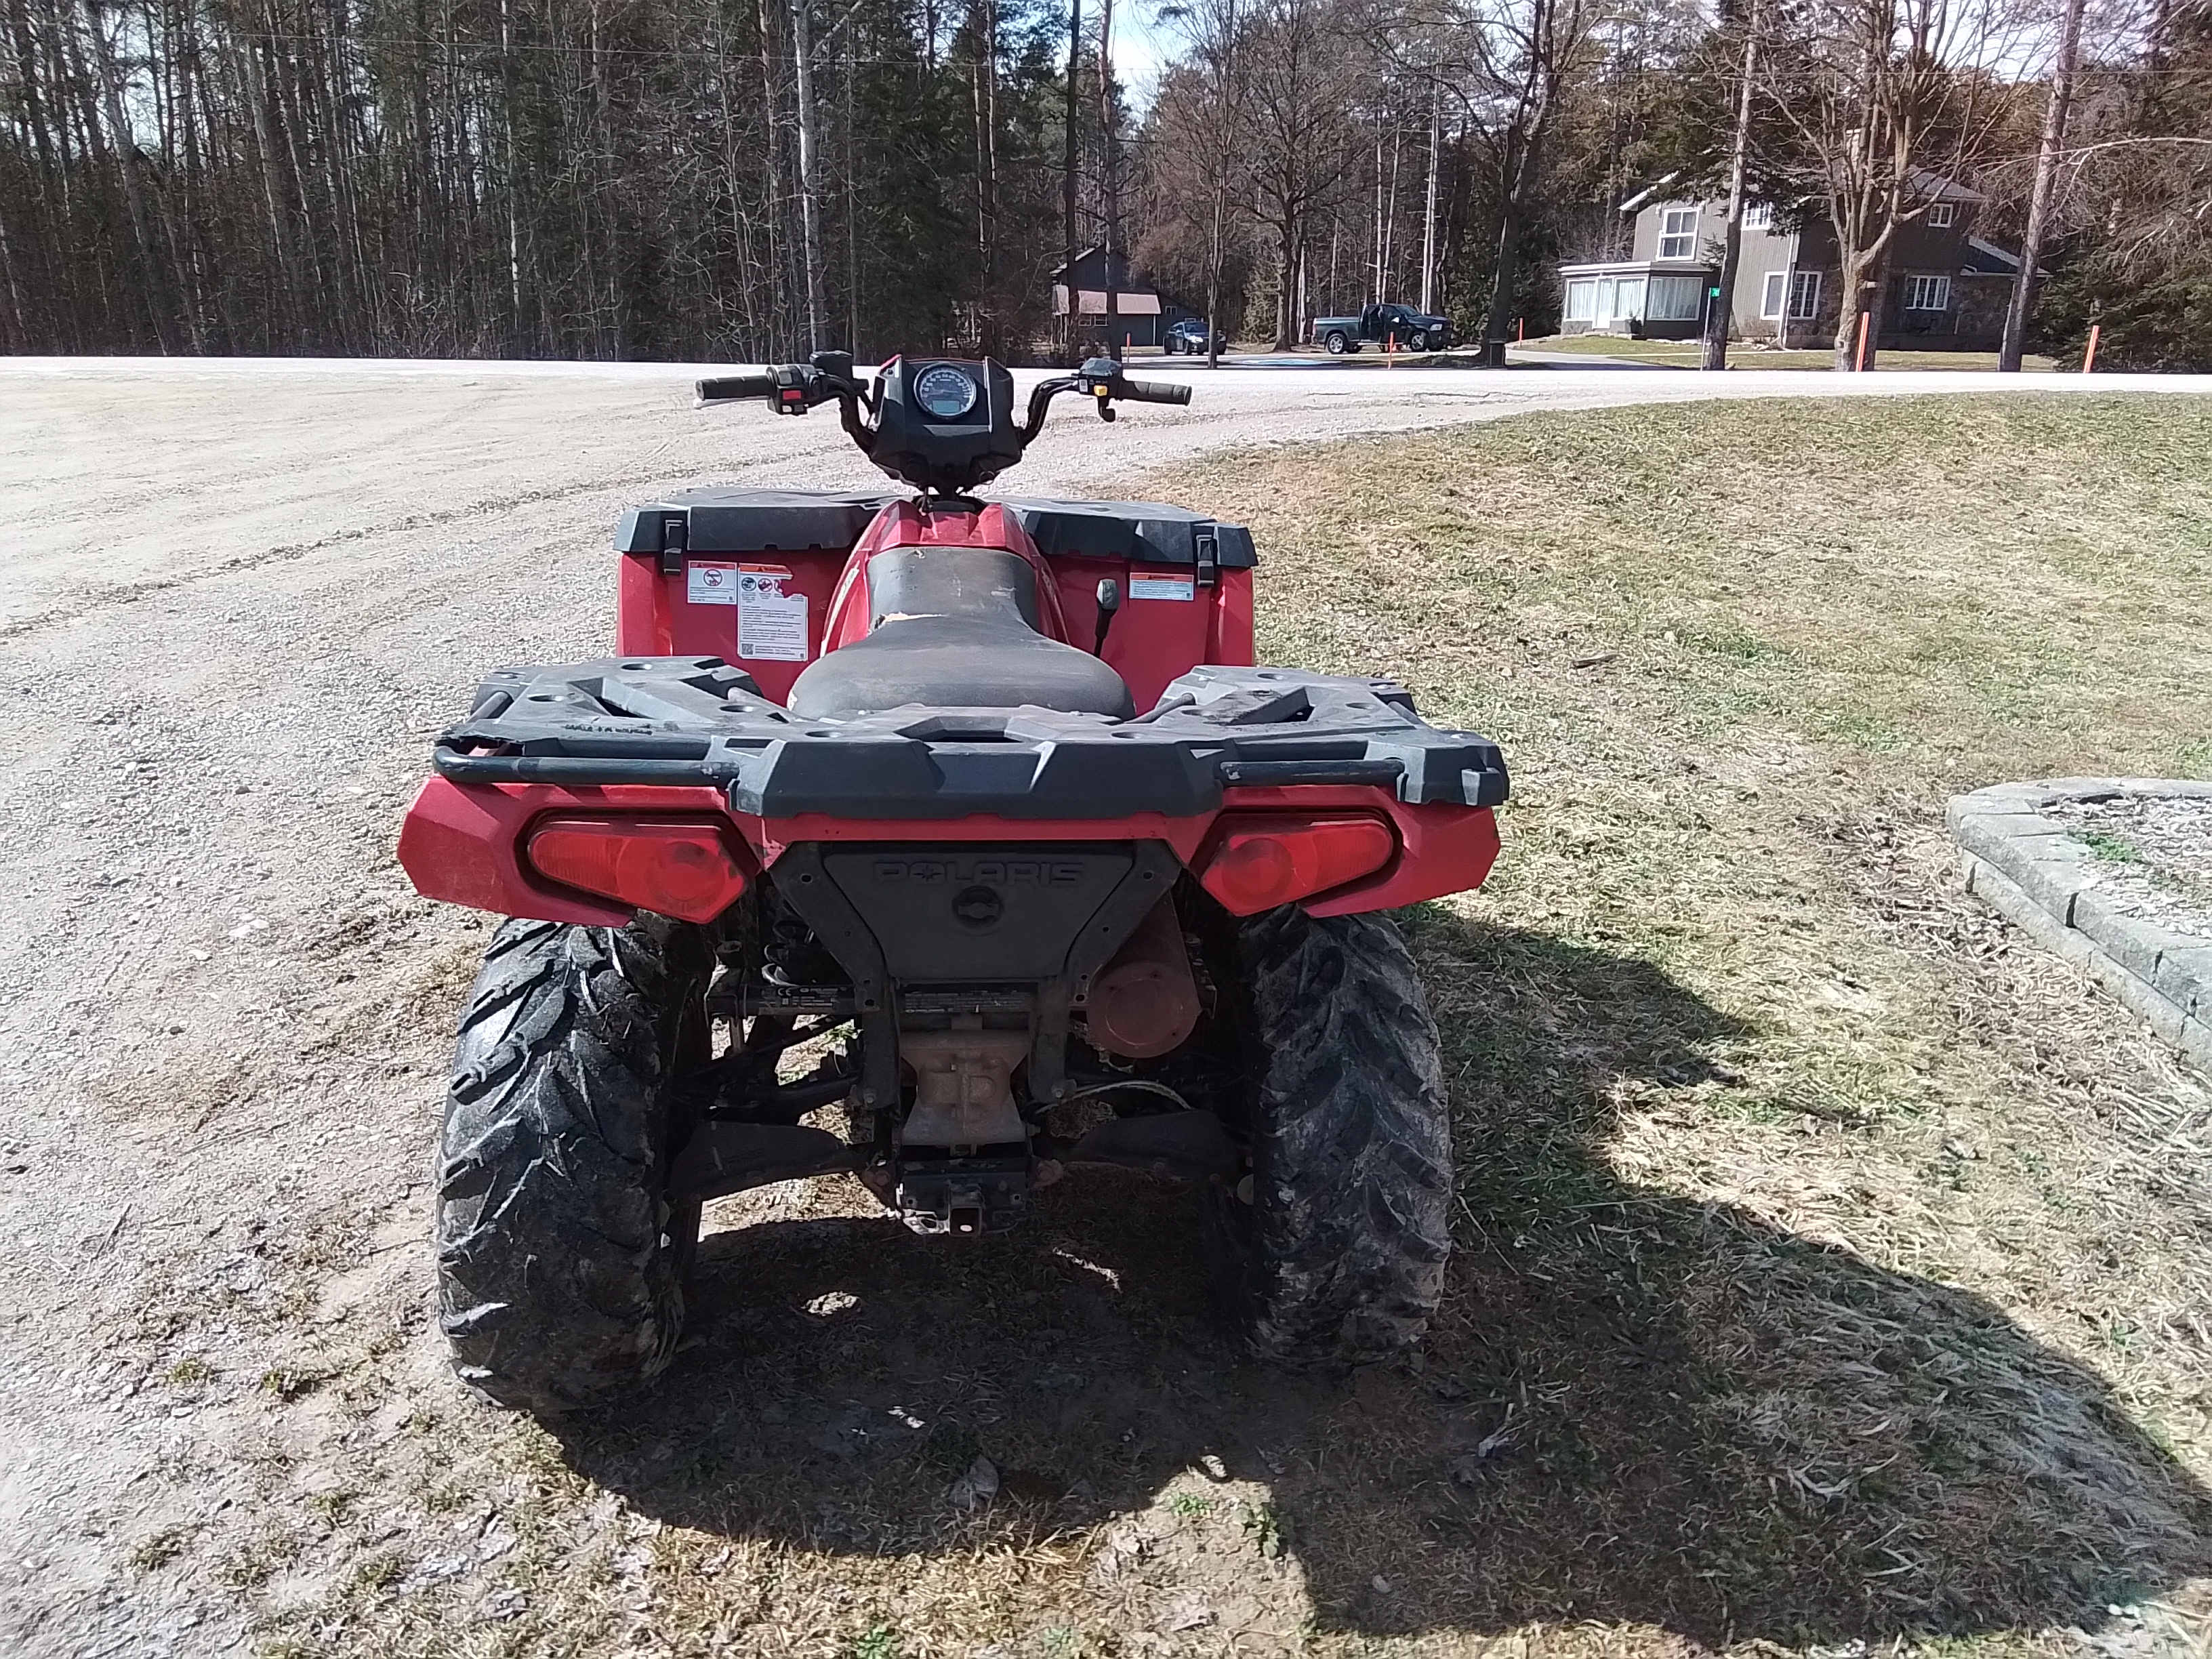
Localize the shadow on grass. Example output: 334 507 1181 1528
554 915 2212 1646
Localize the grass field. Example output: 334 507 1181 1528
1521 334 2064 371
263 396 2212 1658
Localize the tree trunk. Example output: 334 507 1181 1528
1097 0 1118 353
498 0 525 348
1834 249 1883 369
1701 0 1760 371
1999 0 2085 371
1062 0 1080 352
79 0 177 350
972 0 996 351
1202 0 1237 368
789 0 827 352
1418 83 1439 316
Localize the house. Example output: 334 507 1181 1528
1556 172 2028 350
1050 247 1187 350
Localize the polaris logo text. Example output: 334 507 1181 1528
873 859 1084 886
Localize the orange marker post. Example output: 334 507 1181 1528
1517 316 1524 342
1387 331 1396 364
1853 308 1871 372
2083 323 2101 373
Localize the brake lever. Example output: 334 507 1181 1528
1021 375 1078 442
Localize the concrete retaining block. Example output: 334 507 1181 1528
1948 779 2212 1077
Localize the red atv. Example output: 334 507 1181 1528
399 352 1508 1413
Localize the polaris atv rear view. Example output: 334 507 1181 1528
399 351 1509 1413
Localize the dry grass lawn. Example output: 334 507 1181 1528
1520 335 2063 371
254 395 2211 1659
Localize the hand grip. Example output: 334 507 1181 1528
695 374 776 404
1117 377 1192 406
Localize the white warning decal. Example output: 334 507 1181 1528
687 559 742 605
734 564 809 662
1128 573 1195 601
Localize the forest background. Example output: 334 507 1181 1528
0 0 2205 369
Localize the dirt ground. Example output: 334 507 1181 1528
0 363 2206 1659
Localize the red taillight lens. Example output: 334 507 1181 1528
1198 815 1396 915
525 817 749 923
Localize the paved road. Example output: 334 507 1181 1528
0 358 2203 1656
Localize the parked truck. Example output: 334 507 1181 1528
1311 302 1455 355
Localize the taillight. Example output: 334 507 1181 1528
1197 815 1396 915
525 817 749 923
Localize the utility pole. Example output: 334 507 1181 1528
1701 0 1760 371
1063 0 1081 352
1419 85 1441 315
1999 0 2085 371
1098 0 1120 351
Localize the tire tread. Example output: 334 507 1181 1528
1230 907 1451 1364
434 915 711 1414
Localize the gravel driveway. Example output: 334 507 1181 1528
0 359 2203 1656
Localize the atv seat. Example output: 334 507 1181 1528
787 548 1134 721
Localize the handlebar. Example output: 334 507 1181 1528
695 354 1190 491
1115 377 1193 406
695 373 777 403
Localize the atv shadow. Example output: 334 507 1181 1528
552 915 2212 1646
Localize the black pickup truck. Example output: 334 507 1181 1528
1311 302 1455 354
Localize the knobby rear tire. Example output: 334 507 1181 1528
1210 906 1453 1366
435 914 714 1414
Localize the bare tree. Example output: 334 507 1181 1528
1409 0 1599 346
1160 0 1254 361
1099 0 1121 344
1763 0 2026 369
1997 0 2085 371
1700 0 1762 371
1064 0 1083 351
1242 0 1359 348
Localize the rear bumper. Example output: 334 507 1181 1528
399 654 1507 924
399 773 1500 925
429 657 1506 818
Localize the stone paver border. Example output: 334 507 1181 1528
1948 778 2212 1075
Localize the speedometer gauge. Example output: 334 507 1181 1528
914 364 979 419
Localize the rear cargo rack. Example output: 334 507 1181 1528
432 657 1508 820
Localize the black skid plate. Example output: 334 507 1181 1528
432 660 1509 820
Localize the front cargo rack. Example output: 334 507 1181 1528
433 658 1509 821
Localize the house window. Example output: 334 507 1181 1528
1565 279 1596 323
1903 274 1952 311
1658 207 1698 260
1761 271 1822 319
1743 203 1773 231
1649 274 1704 320
1615 276 1647 319
1926 201 1956 228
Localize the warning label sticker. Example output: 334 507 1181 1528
1128 573 1195 602
733 564 809 662
686 560 742 605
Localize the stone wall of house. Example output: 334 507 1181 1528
1950 274 2012 348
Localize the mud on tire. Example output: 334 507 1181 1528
1210 906 1452 1365
435 914 714 1414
